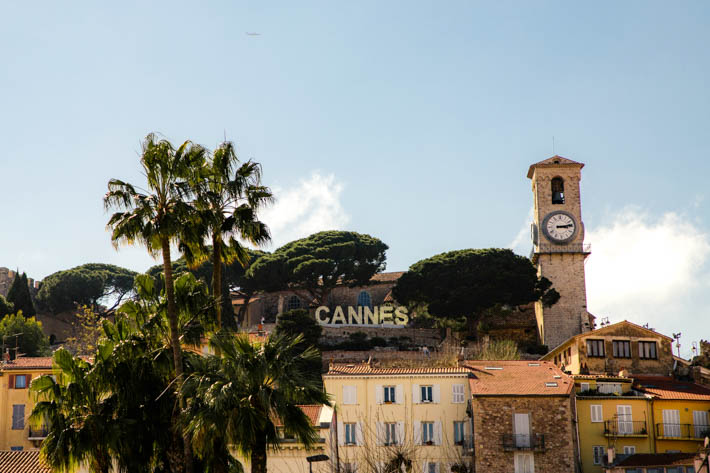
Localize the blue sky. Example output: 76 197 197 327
1 2 709 354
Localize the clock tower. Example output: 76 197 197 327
528 156 592 350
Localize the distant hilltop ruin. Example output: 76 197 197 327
0 267 40 298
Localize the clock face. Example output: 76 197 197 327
542 211 577 243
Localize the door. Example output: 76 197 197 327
662 409 681 437
514 453 534 473
617 405 632 434
514 413 531 448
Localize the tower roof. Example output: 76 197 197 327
527 155 584 179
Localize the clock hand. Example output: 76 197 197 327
556 224 573 228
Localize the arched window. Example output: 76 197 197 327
551 177 565 204
286 295 302 311
357 291 373 309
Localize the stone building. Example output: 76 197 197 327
528 156 594 351
464 360 578 473
541 320 674 376
0 268 40 299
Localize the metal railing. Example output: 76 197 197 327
604 420 648 436
655 423 710 439
459 435 474 455
501 433 545 452
28 427 48 439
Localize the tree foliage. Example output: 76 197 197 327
393 248 560 334
183 332 330 473
0 295 14 317
36 263 137 314
0 312 49 357
274 309 323 386
246 230 388 305
7 272 35 317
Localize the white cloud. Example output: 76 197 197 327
260 172 350 248
585 208 710 356
509 206 534 255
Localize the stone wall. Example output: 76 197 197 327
472 396 577 473
0 267 40 299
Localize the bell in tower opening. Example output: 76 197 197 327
551 177 565 204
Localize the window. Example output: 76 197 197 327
514 452 535 473
514 413 531 448
662 409 681 437
12 405 24 430
580 382 590 392
13 375 27 389
551 177 565 204
623 446 636 455
593 446 605 465
617 405 633 434
639 341 657 359
356 291 372 309
587 339 605 357
385 422 397 445
343 385 357 405
452 384 465 403
345 423 357 445
427 463 437 473
453 421 465 445
384 386 396 403
598 382 622 394
613 340 631 358
286 295 302 311
343 463 356 473
421 385 433 403
590 405 603 423
421 422 434 444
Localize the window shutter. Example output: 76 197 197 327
376 422 384 445
343 386 357 405
355 422 364 446
396 385 404 404
433 385 441 404
591 405 603 423
434 421 442 445
376 385 383 404
396 422 405 443
412 384 420 404
8 375 14 389
337 421 345 446
413 421 421 445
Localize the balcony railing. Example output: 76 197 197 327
459 435 474 456
655 423 710 439
530 243 591 261
501 433 545 452
28 427 48 440
604 420 648 437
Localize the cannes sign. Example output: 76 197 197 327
315 305 409 327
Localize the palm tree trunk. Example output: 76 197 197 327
212 235 222 329
251 435 268 473
162 238 193 473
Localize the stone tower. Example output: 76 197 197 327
528 156 592 350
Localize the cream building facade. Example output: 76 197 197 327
323 364 473 473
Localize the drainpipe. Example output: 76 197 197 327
648 396 656 454
573 394 583 473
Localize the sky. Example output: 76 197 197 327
1 2 709 356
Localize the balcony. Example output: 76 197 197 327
501 433 546 452
655 423 710 440
459 435 474 456
603 420 648 437
28 427 48 440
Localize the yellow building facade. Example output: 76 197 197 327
323 364 472 473
0 357 54 452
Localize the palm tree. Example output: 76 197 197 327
104 133 206 473
30 349 117 473
183 141 272 330
183 332 330 473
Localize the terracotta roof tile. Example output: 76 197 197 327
2 357 54 370
325 363 470 376
273 405 323 427
614 453 696 467
464 360 573 396
633 375 710 401
369 272 405 283
0 450 51 473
